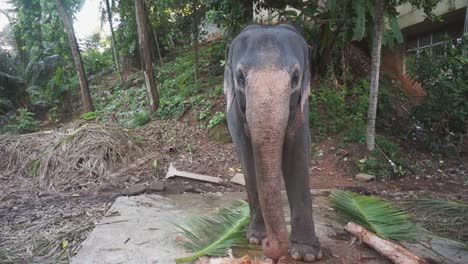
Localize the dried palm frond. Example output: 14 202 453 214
174 200 250 263
330 191 417 241
410 198 468 242
31 124 141 191
0 124 141 191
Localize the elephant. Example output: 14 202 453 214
224 24 322 262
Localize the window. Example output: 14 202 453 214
405 25 464 54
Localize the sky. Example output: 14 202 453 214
0 0 107 43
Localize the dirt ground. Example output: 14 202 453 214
0 118 466 263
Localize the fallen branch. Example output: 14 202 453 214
344 222 428 264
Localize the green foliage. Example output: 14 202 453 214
82 34 114 76
28 67 77 108
259 0 438 76
389 16 403 43
351 0 366 41
81 111 96 120
356 135 406 178
4 0 84 119
208 111 225 129
185 143 194 153
93 82 147 124
92 39 224 127
155 41 225 119
376 135 404 166
330 191 417 241
407 36 468 138
157 95 186 119
310 79 370 139
206 0 248 39
1 108 39 134
129 110 151 128
173 200 249 263
0 98 13 114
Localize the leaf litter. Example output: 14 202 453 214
0 119 241 262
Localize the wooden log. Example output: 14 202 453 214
165 162 223 184
344 222 428 264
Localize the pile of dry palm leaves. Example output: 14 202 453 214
0 124 141 191
0 130 56 178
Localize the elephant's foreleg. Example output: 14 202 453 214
282 117 322 262
226 108 266 244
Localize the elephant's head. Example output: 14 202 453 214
224 24 311 260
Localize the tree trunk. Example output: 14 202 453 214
153 28 164 65
366 0 384 151
135 0 159 113
104 0 124 85
193 0 199 82
55 0 94 112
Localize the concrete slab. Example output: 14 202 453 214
72 192 393 264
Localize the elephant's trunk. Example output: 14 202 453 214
246 69 290 260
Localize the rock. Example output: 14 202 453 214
129 176 140 183
355 173 376 182
229 173 245 186
184 185 194 192
310 189 331 196
148 182 164 192
122 184 147 196
205 192 223 198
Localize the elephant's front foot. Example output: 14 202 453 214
289 237 322 262
246 221 266 245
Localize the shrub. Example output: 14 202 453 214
1 108 39 134
310 79 370 139
129 110 151 127
356 135 406 178
407 36 468 137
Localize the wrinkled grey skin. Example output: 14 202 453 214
224 24 322 262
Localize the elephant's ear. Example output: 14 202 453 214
300 46 313 113
300 70 310 114
224 44 235 112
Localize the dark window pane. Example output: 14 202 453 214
432 30 446 44
407 37 418 50
419 33 431 47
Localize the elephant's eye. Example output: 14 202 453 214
291 70 300 88
237 71 245 88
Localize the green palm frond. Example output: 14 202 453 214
174 200 250 263
331 191 416 241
